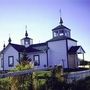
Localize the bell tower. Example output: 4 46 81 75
52 16 71 38
21 26 33 47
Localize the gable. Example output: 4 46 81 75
68 46 85 54
77 46 85 54
2 44 18 54
10 43 25 52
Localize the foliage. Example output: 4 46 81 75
35 71 50 90
80 60 89 65
2 51 90 90
10 52 34 90
10 74 33 90
11 62 33 72
69 76 90 90
0 78 10 90
39 66 66 90
19 51 32 66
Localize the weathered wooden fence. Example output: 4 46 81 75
0 68 52 78
0 68 90 84
67 70 90 83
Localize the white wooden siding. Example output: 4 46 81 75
28 52 47 68
0 54 3 70
3 45 19 70
67 40 77 50
48 40 68 68
67 40 78 68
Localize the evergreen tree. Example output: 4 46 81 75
10 52 33 90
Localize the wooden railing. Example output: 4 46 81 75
0 67 90 84
0 68 52 78
66 70 90 83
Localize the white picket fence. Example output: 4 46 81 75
67 70 90 83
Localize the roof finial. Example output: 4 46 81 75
25 25 27 31
3 41 5 49
25 25 28 37
59 9 63 25
8 34 11 44
60 9 61 17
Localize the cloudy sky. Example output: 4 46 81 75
0 0 90 61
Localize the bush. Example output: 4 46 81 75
0 78 10 90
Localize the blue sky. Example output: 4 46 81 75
0 0 90 61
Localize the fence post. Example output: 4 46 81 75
32 72 38 90
55 65 64 82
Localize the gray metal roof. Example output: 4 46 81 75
52 25 71 31
47 36 77 42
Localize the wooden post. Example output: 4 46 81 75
55 66 64 82
83 53 85 67
32 72 38 90
83 53 84 61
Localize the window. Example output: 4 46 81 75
60 33 64 36
25 39 30 45
59 30 64 36
8 56 14 67
1 58 3 68
25 41 29 45
53 31 58 37
33 55 40 66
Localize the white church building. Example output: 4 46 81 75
0 17 85 71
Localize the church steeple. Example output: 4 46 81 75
3 42 5 49
59 9 63 25
25 25 28 37
52 11 71 38
25 30 28 37
21 26 33 47
59 17 63 25
8 37 11 44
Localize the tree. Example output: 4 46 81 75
10 52 34 90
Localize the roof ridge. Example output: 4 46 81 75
52 24 71 31
10 43 24 47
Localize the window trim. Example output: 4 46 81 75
8 56 14 67
1 58 3 68
33 55 40 66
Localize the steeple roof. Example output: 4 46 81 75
59 17 63 25
52 24 71 31
52 16 70 31
25 25 28 37
25 30 28 37
8 37 12 43
3 43 5 49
